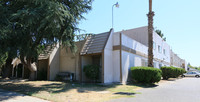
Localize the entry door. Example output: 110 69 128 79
92 56 101 66
92 55 101 82
17 64 23 78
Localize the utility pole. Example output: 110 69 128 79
112 2 119 28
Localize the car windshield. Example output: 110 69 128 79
187 72 193 74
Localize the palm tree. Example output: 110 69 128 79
147 0 154 67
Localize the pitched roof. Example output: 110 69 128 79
80 31 110 55
38 45 56 60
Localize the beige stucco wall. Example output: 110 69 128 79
59 49 76 73
81 56 93 82
59 41 85 81
49 44 60 80
120 26 149 46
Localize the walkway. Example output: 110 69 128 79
0 89 49 102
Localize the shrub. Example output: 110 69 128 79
83 64 100 82
161 66 185 80
131 67 162 83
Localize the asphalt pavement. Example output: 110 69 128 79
109 78 200 102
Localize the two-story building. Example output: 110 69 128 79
11 26 187 84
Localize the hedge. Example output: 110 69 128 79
131 67 162 83
83 64 100 82
161 66 186 80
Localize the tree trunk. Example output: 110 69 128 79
27 62 37 80
147 0 154 67
29 70 36 80
20 57 37 80
2 58 13 78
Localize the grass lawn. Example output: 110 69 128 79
0 79 144 102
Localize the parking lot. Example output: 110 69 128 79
110 78 200 102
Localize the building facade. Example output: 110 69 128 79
11 26 187 84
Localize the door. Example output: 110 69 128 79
92 56 101 66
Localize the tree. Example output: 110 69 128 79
147 0 154 67
0 0 92 80
0 53 8 68
0 4 18 78
155 29 166 41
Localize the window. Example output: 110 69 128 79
153 42 156 50
163 49 166 55
145 61 148 67
187 72 193 74
141 59 148 67
158 45 162 53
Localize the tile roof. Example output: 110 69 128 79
38 45 56 60
80 31 110 55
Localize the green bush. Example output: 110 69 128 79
131 67 162 83
83 64 100 82
161 66 186 80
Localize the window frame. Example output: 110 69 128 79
158 45 162 53
163 49 166 55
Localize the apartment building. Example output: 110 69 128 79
170 49 187 71
11 26 187 84
119 26 171 68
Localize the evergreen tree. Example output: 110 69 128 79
155 29 166 41
0 0 92 80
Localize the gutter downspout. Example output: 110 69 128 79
120 33 122 83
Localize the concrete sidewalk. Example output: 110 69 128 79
0 89 49 102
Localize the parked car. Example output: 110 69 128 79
182 71 200 78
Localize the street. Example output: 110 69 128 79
109 78 200 102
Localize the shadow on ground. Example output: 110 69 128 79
114 92 136 96
127 82 159 89
0 89 26 101
0 79 71 95
0 78 122 94
0 78 161 101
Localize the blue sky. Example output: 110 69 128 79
78 0 200 67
